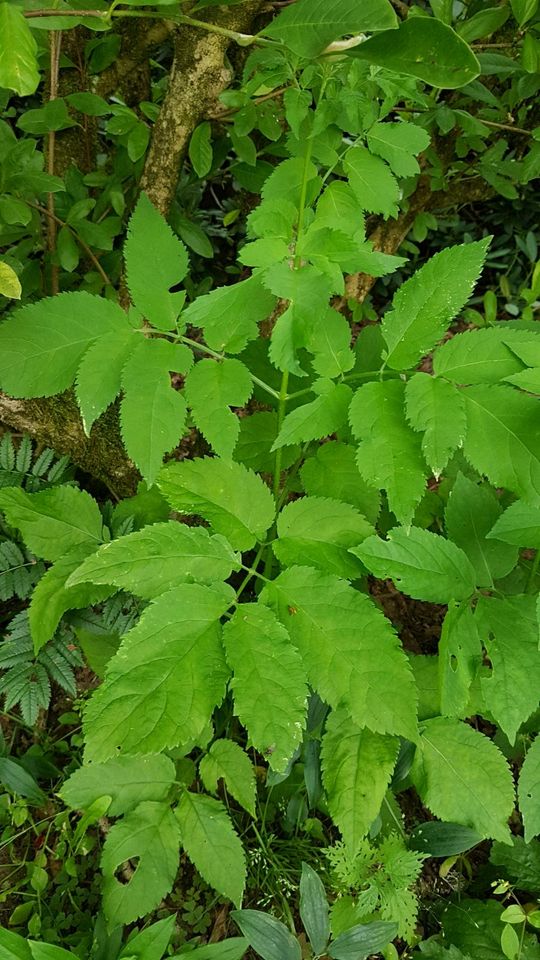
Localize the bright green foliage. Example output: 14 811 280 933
476 596 540 744
344 147 400 219
83 583 233 760
462 386 540 505
348 18 480 88
157 458 274 550
299 863 330 955
0 3 40 95
405 374 466 477
273 382 352 449
487 499 540 548
185 359 253 459
223 604 308 772
262 566 418 740
366 122 430 177
411 718 514 841
445 474 519 587
322 708 398 852
0 261 22 299
519 736 540 843
60 754 176 816
350 380 427 525
124 193 189 331
232 909 301 960
199 739 256 816
0 293 131 397
264 0 397 57
101 800 181 924
300 442 380 523
75 328 134 434
432 328 538 383
355 527 476 603
382 240 489 370
67 521 239 599
176 792 245 906
274 496 374 579
181 276 276 353
121 338 191 485
438 602 481 718
0 485 103 561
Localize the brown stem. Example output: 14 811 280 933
47 31 62 295
24 8 106 17
27 202 111 286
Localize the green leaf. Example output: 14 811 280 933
262 566 418 740
181 276 276 354
76 628 120 679
511 0 539 26
29 946 76 960
75 328 135 435
60 754 176 817
382 240 490 371
176 792 245 905
344 147 400 219
354 527 477 603
411 718 514 842
476 595 540 744
121 338 191 485
299 863 330 955
487 500 540 549
185 359 253 459
29 543 114 653
366 121 430 177
315 181 365 238
518 735 540 842
350 380 427 526
462 385 540 506
83 583 233 761
181 941 248 960
261 157 321 207
235 411 299 473
231 910 301 960
322 708 398 852
0 293 130 398
457 6 509 43
0 2 40 95
300 442 380 524
101 800 181 925
405 373 466 477
505 367 540 394
264 265 335 376
0 757 45 804
124 193 189 331
439 602 482 719
263 0 396 57
433 328 539 384
274 495 374 579
223 604 308 773
200 739 256 817
0 261 21 299
189 121 213 178
0 928 32 960
328 922 398 960
157 458 275 551
445 474 519 588
0 485 103 562
273 382 352 449
306 308 354 379
118 916 176 960
409 821 482 857
348 18 480 88
67 521 239 599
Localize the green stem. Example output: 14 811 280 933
272 371 290 504
286 368 408 402
235 547 268 601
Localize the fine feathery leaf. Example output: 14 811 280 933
185 358 253 459
121 338 192 486
411 717 514 842
349 380 427 526
322 708 399 853
157 458 275 551
83 582 233 761
124 193 189 331
274 495 374 579
0 485 103 562
101 800 181 925
60 754 176 817
261 565 418 741
199 739 256 817
518 735 540 843
0 293 131 398
382 239 490 371
405 373 467 477
223 603 308 773
354 527 477 603
175 791 246 906
67 521 239 600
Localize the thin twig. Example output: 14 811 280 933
26 201 112 286
47 30 62 295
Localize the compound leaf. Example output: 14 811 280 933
0 485 103 562
406 373 466 477
274 496 374 579
83 583 233 761
75 328 135 435
322 708 398 852
157 458 275 551
273 382 352 449
101 800 180 925
185 359 253 459
411 718 514 842
223 603 308 773
124 193 188 331
176 792 246 906
181 275 276 354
